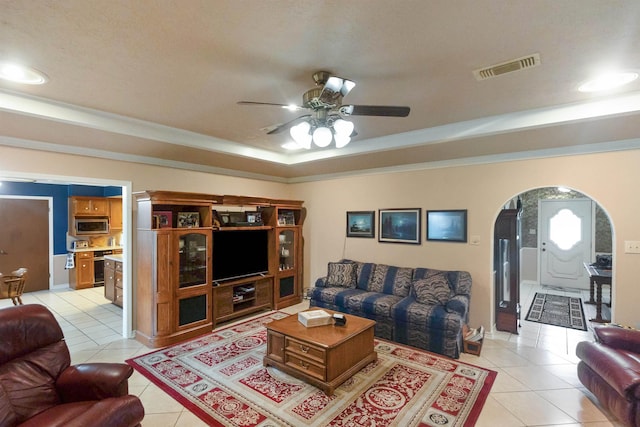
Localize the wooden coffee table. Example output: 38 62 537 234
264 309 377 395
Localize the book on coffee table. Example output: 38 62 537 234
298 309 333 327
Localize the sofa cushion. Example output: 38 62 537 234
326 262 357 288
368 264 414 296
344 291 403 318
342 260 377 290
411 273 452 305
309 286 366 308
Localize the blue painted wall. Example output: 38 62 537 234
0 182 122 255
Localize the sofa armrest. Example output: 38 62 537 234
56 363 133 402
576 341 640 399
314 276 328 288
446 294 470 320
594 325 640 352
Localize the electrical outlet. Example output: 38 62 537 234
624 240 640 254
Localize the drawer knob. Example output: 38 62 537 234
300 345 309 353
299 361 309 369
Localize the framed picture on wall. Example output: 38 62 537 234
426 209 467 242
346 211 375 238
379 208 421 244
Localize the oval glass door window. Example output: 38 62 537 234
549 208 581 250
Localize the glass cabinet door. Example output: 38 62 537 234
178 232 207 288
278 230 295 271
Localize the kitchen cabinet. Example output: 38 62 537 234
71 197 109 216
109 197 123 230
69 251 94 289
104 257 123 307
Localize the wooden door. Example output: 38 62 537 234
0 198 49 292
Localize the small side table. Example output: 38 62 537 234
583 262 612 323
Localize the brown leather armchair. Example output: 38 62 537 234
576 325 640 427
0 304 144 427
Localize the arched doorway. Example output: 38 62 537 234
494 186 613 340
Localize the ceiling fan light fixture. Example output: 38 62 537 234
341 79 356 96
289 122 312 149
312 126 332 147
333 118 354 136
334 133 351 148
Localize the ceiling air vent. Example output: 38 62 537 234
473 53 541 81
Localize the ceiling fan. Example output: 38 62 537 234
238 71 410 148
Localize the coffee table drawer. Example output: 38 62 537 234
285 337 326 362
285 353 325 380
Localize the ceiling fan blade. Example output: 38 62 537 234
238 101 304 111
341 105 410 117
266 114 312 134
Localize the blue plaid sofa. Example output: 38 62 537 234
309 260 472 359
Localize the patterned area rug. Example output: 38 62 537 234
525 292 587 331
127 312 497 427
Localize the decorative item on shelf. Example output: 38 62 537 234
212 210 222 229
298 309 333 327
219 213 230 225
278 211 296 226
245 211 263 226
177 212 200 228
154 211 172 229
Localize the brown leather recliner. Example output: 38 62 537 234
0 304 145 427
576 325 640 427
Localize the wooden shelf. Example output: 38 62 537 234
214 225 272 232
213 275 272 327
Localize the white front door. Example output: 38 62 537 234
539 199 593 290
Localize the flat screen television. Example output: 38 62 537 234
212 229 269 282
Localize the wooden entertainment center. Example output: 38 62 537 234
134 191 305 347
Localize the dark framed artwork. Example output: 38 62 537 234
346 211 375 238
379 208 421 244
426 209 467 242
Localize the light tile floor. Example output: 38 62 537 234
0 284 623 426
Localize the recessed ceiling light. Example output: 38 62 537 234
578 71 638 93
0 62 49 85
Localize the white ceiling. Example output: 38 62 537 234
2 0 640 181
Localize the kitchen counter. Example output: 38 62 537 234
68 246 123 253
104 254 123 262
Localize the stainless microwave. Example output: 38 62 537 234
75 218 109 235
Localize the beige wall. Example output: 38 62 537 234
291 150 640 330
2 145 639 330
